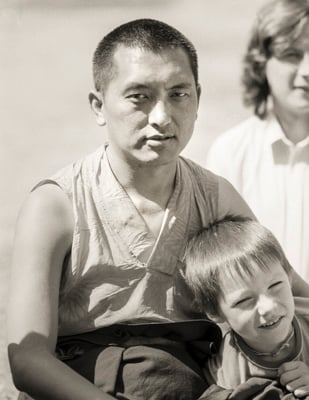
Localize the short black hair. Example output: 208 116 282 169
92 18 199 92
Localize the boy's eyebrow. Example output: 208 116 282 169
223 289 249 302
269 272 286 280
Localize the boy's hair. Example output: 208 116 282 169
185 217 292 317
241 0 309 118
92 18 199 93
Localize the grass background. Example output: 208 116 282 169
1 0 266 398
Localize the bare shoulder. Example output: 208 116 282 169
12 184 74 288
16 183 74 249
20 183 73 221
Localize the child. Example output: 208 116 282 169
185 218 309 398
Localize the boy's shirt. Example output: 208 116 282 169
205 297 309 389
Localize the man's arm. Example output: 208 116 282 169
7 184 115 400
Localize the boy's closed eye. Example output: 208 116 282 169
233 296 254 308
268 281 283 290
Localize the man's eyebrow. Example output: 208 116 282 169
169 82 194 89
123 83 149 92
123 82 194 91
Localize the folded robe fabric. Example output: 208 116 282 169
56 320 222 400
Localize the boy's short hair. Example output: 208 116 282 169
185 217 292 317
241 0 309 118
92 18 199 93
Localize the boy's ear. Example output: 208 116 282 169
89 90 106 126
207 312 225 324
288 270 293 286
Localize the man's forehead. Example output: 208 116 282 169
112 44 190 65
101 45 198 94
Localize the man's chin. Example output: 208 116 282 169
132 150 178 167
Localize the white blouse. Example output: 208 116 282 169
207 113 309 282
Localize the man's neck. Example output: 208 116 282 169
106 147 177 209
274 106 309 144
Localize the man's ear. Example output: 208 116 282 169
197 84 201 103
196 84 201 120
89 90 106 126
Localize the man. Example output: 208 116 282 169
7 19 307 400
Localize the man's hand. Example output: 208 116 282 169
279 361 309 398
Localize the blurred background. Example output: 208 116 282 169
1 0 266 398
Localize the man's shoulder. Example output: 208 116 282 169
31 146 105 202
60 146 105 175
179 156 219 180
179 156 221 193
50 146 105 182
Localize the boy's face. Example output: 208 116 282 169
217 259 295 354
92 45 200 167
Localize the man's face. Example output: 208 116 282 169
218 259 295 354
266 21 309 117
97 45 200 167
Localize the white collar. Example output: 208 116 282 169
266 111 309 148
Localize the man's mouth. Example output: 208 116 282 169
146 134 175 141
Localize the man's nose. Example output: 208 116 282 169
298 52 309 77
257 295 276 316
148 100 171 131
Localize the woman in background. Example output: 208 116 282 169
207 0 309 281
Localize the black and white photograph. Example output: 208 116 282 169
1 0 309 399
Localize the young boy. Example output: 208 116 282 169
185 218 309 398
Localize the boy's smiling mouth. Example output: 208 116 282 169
259 316 283 328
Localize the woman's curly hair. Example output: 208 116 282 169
242 0 309 119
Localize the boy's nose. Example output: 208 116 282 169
298 52 309 77
148 100 171 131
257 294 276 317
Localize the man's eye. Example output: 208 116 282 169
171 92 188 98
127 94 148 100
